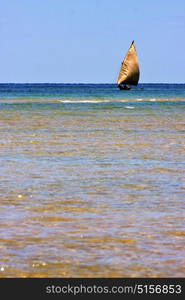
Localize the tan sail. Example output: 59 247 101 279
117 41 140 86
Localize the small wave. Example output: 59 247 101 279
58 99 136 104
125 106 135 109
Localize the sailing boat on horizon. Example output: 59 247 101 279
117 41 140 90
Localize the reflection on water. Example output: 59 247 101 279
0 101 185 277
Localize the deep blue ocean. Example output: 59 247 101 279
0 83 185 102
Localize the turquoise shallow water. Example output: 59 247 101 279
0 84 185 277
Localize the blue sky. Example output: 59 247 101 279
0 0 185 83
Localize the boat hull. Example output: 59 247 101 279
118 85 131 90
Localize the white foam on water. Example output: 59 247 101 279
125 106 135 109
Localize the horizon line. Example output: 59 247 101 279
0 82 185 84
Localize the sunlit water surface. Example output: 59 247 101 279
0 84 185 277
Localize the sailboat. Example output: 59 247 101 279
117 41 140 90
